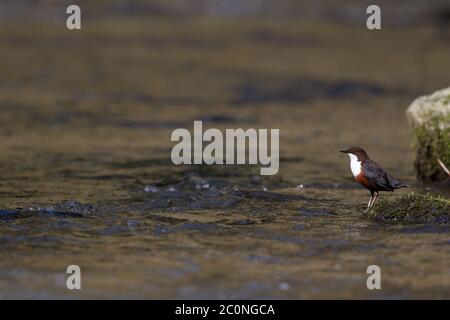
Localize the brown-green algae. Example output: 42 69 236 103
367 193 450 224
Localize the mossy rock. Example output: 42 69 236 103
406 87 450 181
367 193 450 224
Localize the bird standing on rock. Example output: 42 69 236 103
340 147 409 212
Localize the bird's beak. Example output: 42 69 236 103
340 150 348 153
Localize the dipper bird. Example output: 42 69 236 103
340 147 409 212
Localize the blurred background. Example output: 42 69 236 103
0 0 449 299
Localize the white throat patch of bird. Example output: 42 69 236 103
348 153 362 177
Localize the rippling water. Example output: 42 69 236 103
0 11 449 298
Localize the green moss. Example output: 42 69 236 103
413 113 450 181
367 193 450 224
442 94 450 105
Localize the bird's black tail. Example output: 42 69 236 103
393 179 410 189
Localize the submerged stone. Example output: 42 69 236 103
28 200 99 217
367 193 450 224
406 87 450 181
49 200 97 215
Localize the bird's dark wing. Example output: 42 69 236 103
361 160 394 191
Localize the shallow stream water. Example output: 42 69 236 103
0 12 449 298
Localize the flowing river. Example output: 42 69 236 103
0 7 449 298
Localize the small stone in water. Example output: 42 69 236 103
50 200 97 215
195 180 210 190
144 185 158 193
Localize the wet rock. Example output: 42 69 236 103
406 87 450 181
136 173 305 213
49 200 97 215
1 201 98 220
367 193 450 224
136 180 242 212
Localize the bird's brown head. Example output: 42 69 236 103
340 146 370 161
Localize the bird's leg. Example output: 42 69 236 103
365 191 374 213
370 191 380 209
